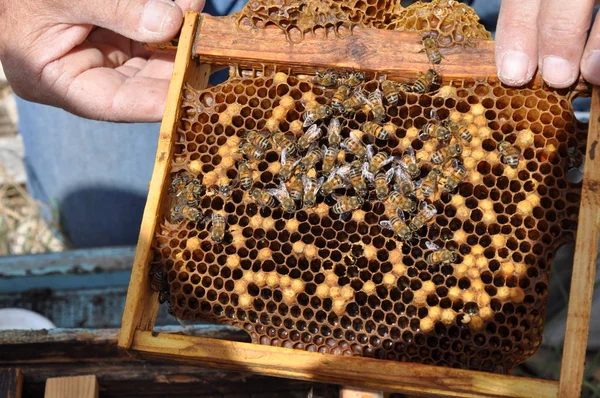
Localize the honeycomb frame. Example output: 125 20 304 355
120 9 595 397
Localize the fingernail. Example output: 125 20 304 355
499 51 530 85
542 56 576 87
142 0 178 34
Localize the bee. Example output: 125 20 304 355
332 195 365 217
267 181 297 213
399 147 421 179
409 202 438 232
322 145 341 176
362 121 394 141
327 117 343 147
340 71 366 87
314 70 340 87
320 170 349 196
331 85 352 113
250 188 278 209
298 123 322 152
425 241 457 266
342 88 368 114
170 203 203 223
388 190 417 213
272 132 298 158
150 263 169 304
170 172 192 194
339 161 368 197
237 160 254 190
367 89 386 122
286 176 304 202
431 143 463 165
393 165 421 197
179 180 203 206
498 141 521 169
207 213 227 243
420 121 451 143
412 69 440 94
421 33 443 65
238 140 265 161
443 159 467 193
302 175 323 208
567 146 584 171
366 147 395 176
245 130 272 151
213 179 238 198
374 168 394 200
341 134 368 159
298 145 323 172
303 101 333 128
420 168 442 198
379 76 404 105
380 210 412 241
444 120 472 144
278 153 301 182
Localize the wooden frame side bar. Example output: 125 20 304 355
558 86 600 397
118 11 200 349
131 331 559 398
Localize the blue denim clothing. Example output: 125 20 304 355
17 0 500 248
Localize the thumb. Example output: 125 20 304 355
65 0 186 43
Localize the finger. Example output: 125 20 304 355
174 0 206 12
581 16 600 85
59 0 185 43
495 0 541 86
537 0 594 88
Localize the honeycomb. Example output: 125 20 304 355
150 63 586 373
235 0 492 44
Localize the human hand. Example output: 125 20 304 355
495 0 600 88
0 0 205 122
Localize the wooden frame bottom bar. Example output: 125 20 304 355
131 331 558 398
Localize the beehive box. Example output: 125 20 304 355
119 2 599 397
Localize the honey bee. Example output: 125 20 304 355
207 213 227 243
286 176 304 202
366 147 395 176
313 70 340 87
150 263 169 304
374 168 394 200
245 130 272 151
238 140 265 161
327 117 343 147
331 85 352 113
380 210 413 241
298 145 323 172
420 168 442 198
444 120 472 144
303 101 333 128
341 134 368 159
425 241 457 265
171 203 203 223
379 76 404 105
498 141 521 169
250 188 278 208
399 147 422 179
362 121 394 141
409 202 437 232
320 170 349 196
388 190 417 213
237 160 254 190
340 71 366 87
421 33 443 65
322 145 341 176
420 121 451 143
567 146 584 171
367 89 386 122
443 159 467 193
342 88 368 114
267 181 297 212
431 143 463 165
170 171 192 194
412 69 440 94
272 132 298 158
393 165 421 197
278 152 301 182
212 179 238 198
298 123 322 151
339 161 368 197
332 195 365 217
302 175 324 208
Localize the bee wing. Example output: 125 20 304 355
315 176 325 193
385 167 395 183
340 211 352 222
366 144 375 161
413 179 424 189
380 220 393 230
303 114 316 128
393 164 411 182
430 108 440 121
377 74 388 83
381 155 395 168
305 123 322 139
370 89 383 105
362 162 375 182
328 117 341 135
425 240 441 251
336 164 352 178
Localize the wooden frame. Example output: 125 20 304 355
119 11 597 397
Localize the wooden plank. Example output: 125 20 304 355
45 375 98 398
132 331 559 398
0 369 22 398
558 86 600 397
118 11 201 349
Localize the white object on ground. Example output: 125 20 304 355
0 308 55 330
